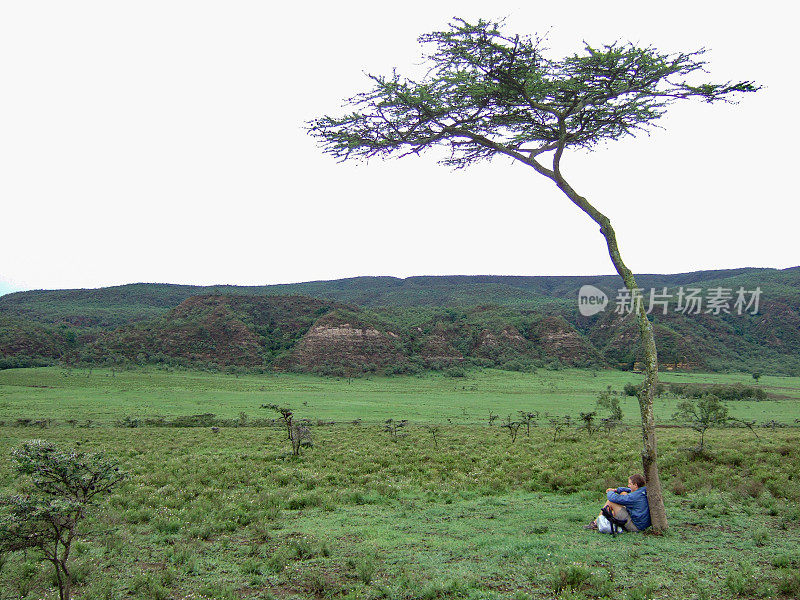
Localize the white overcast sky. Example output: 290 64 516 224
1 1 796 295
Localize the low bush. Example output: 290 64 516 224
670 382 768 401
777 568 800 597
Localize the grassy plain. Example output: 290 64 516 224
1 367 799 425
0 368 799 600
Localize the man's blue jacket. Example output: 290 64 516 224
606 486 651 531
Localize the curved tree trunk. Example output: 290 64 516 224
553 177 669 532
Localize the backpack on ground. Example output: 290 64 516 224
597 505 629 536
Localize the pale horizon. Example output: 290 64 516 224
2 2 796 295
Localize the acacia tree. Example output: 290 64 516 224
673 394 730 451
307 18 758 531
0 440 126 600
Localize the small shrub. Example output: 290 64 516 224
736 479 764 498
597 386 623 420
777 569 800 597
129 571 170 600
6 560 39 598
623 382 640 397
346 491 370 505
530 525 549 534
183 556 200 575
444 366 467 378
81 576 117 600
292 538 316 559
240 558 262 576
154 518 182 534
282 535 330 561
752 528 769 547
287 493 323 510
725 564 758 596
266 549 291 573
626 581 657 600
552 564 592 594
302 571 331 596
771 553 800 568
695 583 712 600
347 556 377 585
417 578 466 600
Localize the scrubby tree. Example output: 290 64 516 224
384 418 409 440
0 440 126 600
262 404 312 456
425 424 441 449
732 418 759 441
264 403 294 439
673 395 730 451
623 383 640 397
548 415 572 443
601 416 620 436
308 18 759 530
597 385 623 421
501 415 523 443
579 411 598 436
517 410 539 436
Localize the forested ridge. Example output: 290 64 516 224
1 267 798 375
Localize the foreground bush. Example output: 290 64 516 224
0 440 126 600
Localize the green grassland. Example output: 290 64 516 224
1 367 799 425
1 368 799 599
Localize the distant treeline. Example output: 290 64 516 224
623 381 769 401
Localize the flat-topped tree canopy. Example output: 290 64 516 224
307 18 758 170
308 17 759 534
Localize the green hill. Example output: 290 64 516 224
0 267 797 374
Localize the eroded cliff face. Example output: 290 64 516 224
589 310 705 370
477 326 528 352
82 294 336 368
279 313 406 372
417 323 463 365
47 285 784 373
531 316 603 366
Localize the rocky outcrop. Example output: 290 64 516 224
474 326 531 362
82 295 336 368
588 310 706 370
279 312 406 373
531 316 603 366
418 323 463 365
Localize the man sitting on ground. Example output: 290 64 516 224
586 473 651 532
